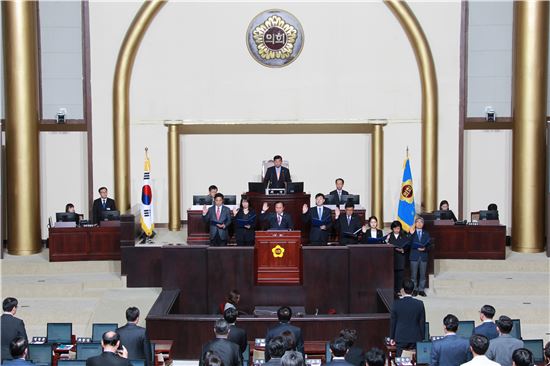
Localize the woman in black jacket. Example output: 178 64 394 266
387 220 410 296
233 196 257 246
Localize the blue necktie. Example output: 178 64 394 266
418 230 422 240
318 207 322 219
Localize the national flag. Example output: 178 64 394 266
140 148 154 237
397 151 416 232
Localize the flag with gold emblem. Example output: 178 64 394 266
397 151 416 232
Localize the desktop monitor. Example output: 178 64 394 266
286 182 303 194
76 342 102 360
415 341 432 365
223 195 237 205
433 210 455 220
324 194 338 205
47 322 72 344
424 322 430 341
479 210 499 220
56 212 77 223
91 323 118 342
510 319 522 339
193 195 213 205
57 361 87 366
340 194 360 205
248 182 265 193
456 320 475 339
523 339 544 363
28 343 53 364
100 210 120 221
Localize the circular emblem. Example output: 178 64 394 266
247 9 304 67
400 179 415 204
272 244 285 258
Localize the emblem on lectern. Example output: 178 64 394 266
247 9 304 67
272 245 285 258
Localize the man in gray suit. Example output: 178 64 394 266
486 316 524 366
202 193 232 246
116 307 152 366
430 314 471 366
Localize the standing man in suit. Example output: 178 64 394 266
86 331 131 366
265 307 304 361
202 193 232 246
339 329 365 366
302 193 332 245
263 155 291 189
261 202 293 230
326 337 355 366
409 217 431 297
264 336 286 366
1 297 27 362
224 308 247 355
329 178 349 203
474 305 499 340
116 307 152 366
6 337 33 366
334 202 362 245
200 319 242 366
92 186 117 224
389 279 426 356
461 334 500 366
486 316 524 366
430 314 471 366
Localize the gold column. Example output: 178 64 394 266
2 1 42 255
370 121 386 225
385 0 438 212
113 0 166 213
511 1 548 253
166 122 181 231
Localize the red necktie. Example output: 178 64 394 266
216 207 221 221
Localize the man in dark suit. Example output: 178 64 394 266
263 155 291 189
1 297 27 362
202 193 232 246
430 314 471 366
264 336 286 366
329 178 349 203
265 307 304 361
86 331 131 366
200 319 242 366
302 193 333 245
260 202 293 230
334 202 362 245
116 307 152 366
409 217 431 296
365 348 385 366
326 337 355 366
223 307 247 355
281 351 304 366
6 337 33 365
92 186 117 224
339 329 365 366
474 305 499 340
512 348 534 366
390 279 426 356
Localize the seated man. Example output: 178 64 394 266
512 349 533 366
202 193 232 246
326 337 355 366
365 348 385 366
200 319 242 366
260 202 293 230
430 314 471 366
281 351 304 366
461 334 500 366
263 155 291 189
334 202 362 245
92 186 117 224
486 316 524 366
339 329 365 366
116 307 152 366
329 178 349 202
7 337 33 365
474 305 498 340
265 307 304 361
302 193 332 245
86 331 131 366
264 336 286 366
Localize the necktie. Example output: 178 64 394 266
347 216 351 226
102 199 106 208
277 214 282 225
276 167 280 180
216 206 221 221
318 207 322 219
418 230 422 240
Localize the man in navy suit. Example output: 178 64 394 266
263 155 291 189
200 320 242 366
264 336 286 366
92 186 118 224
265 307 304 361
6 337 33 365
1 297 27 362
334 202 362 245
224 307 247 355
302 193 333 245
409 217 431 296
430 314 471 366
390 279 426 356
329 178 349 203
474 305 499 340
326 337 355 366
261 202 293 230
202 193 232 246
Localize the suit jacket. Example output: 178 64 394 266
360 228 384 244
202 205 232 240
260 212 293 230
234 209 257 245
302 206 332 244
408 230 431 261
200 338 242 366
334 214 362 245
265 322 304 361
228 324 247 355
390 296 425 344
86 351 132 366
1 314 28 361
263 166 291 189
3 359 34 365
486 334 524 366
461 355 502 366
92 197 117 224
329 190 349 203
473 322 499 340
430 334 471 366
264 358 282 366
387 233 410 270
115 323 152 366
326 358 356 366
345 346 366 366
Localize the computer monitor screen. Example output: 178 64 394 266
193 195 213 205
424 322 430 341
100 210 120 221
433 210 455 220
47 322 72 344
510 319 522 339
91 323 118 343
523 339 544 363
76 342 102 360
341 194 360 205
56 212 77 222
286 182 304 194
479 210 499 220
129 361 145 366
324 194 338 205
248 182 265 193
58 361 87 366
28 343 53 364
223 195 237 205
456 320 475 339
415 341 432 365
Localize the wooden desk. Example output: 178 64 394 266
48 225 121 261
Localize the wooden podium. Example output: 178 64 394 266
255 231 302 285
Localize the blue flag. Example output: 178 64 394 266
397 153 416 232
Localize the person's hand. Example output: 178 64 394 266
385 234 391 243
390 339 396 346
418 246 425 252
262 202 269 212
244 224 251 229
202 205 208 215
334 206 340 218
302 204 308 214
216 223 225 229
233 208 239 216
395 247 404 253
118 345 128 359
361 224 367 233
320 225 326 230
409 224 416 234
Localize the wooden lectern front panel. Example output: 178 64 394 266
255 231 302 285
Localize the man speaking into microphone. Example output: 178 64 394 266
263 155 291 189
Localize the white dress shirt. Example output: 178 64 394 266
461 355 501 366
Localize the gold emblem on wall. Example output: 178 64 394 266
272 245 285 258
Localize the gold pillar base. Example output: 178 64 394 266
8 248 42 256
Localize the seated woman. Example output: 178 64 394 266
439 200 457 222
224 289 240 312
233 196 256 246
386 221 410 297
360 216 384 243
487 203 500 220
65 203 82 224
